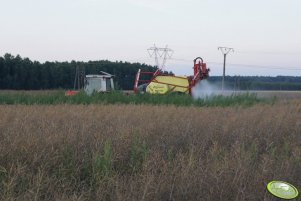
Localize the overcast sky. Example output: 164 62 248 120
1 0 301 76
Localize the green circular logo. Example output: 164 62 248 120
267 181 299 200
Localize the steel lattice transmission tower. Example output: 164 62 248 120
218 47 234 91
147 44 173 73
74 64 85 90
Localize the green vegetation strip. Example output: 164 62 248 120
0 91 269 107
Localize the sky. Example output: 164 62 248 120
0 0 301 76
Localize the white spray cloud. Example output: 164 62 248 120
191 80 225 100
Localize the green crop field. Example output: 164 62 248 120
0 90 269 107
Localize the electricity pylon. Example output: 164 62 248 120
218 47 234 91
74 64 85 90
147 44 173 73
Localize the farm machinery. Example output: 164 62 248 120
65 70 115 96
134 57 210 95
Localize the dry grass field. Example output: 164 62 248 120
0 100 301 200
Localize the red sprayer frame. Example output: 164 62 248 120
188 57 209 93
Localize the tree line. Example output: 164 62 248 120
0 54 157 90
208 76 301 90
0 53 300 91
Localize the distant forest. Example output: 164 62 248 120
0 54 156 90
0 54 301 90
208 76 301 91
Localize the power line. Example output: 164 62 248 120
125 56 301 72
235 50 301 56
169 58 191 62
207 62 301 71
167 58 301 71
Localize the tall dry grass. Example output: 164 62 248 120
0 101 301 200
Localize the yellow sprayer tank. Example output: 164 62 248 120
133 57 209 95
146 75 190 94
